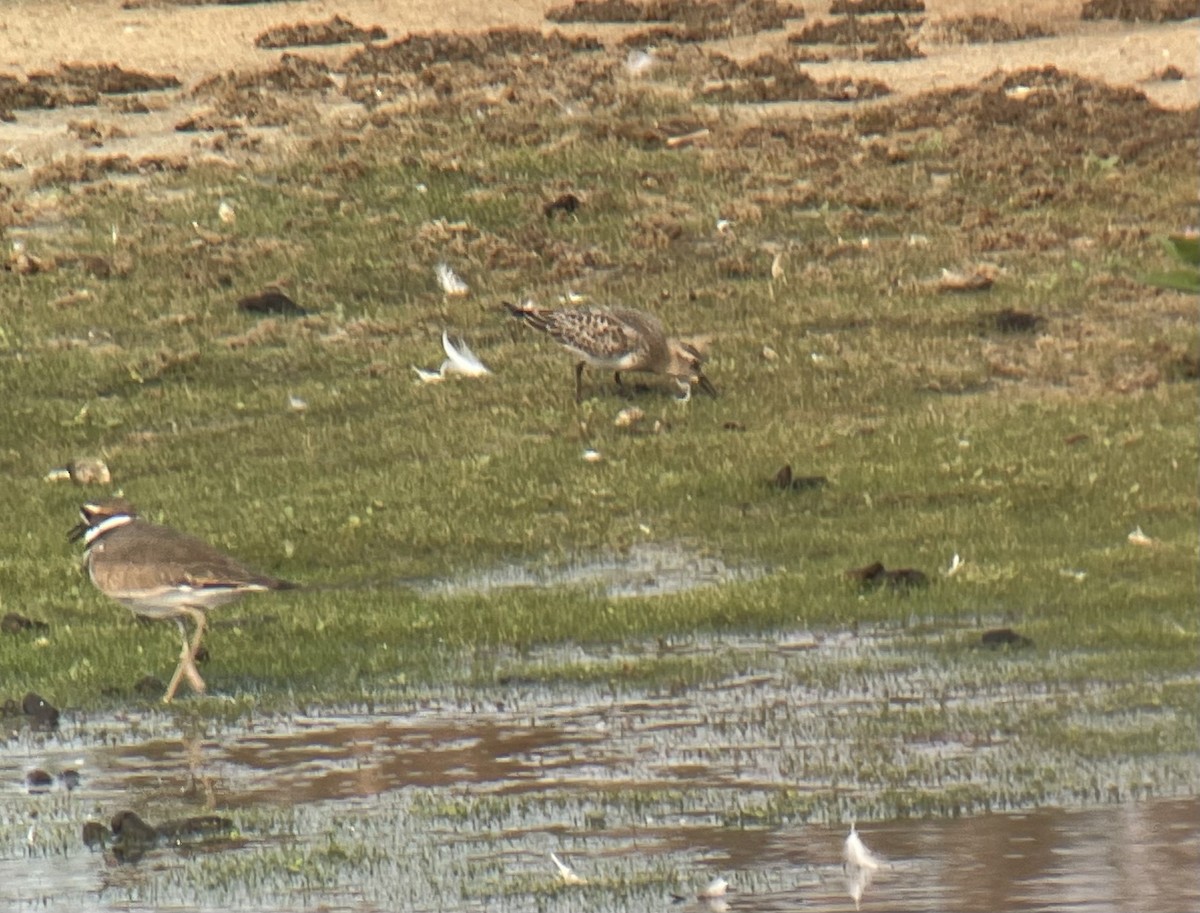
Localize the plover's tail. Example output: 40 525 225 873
502 300 555 334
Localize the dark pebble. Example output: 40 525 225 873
237 290 308 316
133 675 166 698
110 810 159 845
884 568 929 589
846 562 929 590
846 561 887 586
157 815 235 843
985 307 1043 334
2 612 50 634
26 769 53 793
982 627 1034 649
543 192 581 219
771 464 827 491
22 692 59 729
82 820 111 849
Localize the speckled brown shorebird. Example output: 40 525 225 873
69 498 297 702
504 301 716 402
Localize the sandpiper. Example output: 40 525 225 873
504 301 716 402
69 498 297 703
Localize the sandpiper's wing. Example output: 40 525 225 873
542 308 648 363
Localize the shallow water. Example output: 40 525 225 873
414 540 764 599
2 628 1197 912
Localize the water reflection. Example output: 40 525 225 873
414 540 763 599
843 824 883 910
1 627 1197 911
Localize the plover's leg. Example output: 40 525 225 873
574 362 586 403
163 618 192 703
162 609 209 703
180 608 208 694
187 609 208 658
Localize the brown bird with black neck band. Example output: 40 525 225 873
70 498 297 703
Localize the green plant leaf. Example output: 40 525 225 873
1164 234 1200 266
1141 269 1200 293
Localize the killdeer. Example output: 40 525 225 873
69 498 297 703
504 301 717 403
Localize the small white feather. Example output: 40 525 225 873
414 332 492 383
844 823 881 871
440 331 491 377
435 262 469 297
1127 526 1155 547
550 852 587 885
698 876 729 898
625 49 655 76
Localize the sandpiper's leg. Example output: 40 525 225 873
574 362 585 403
613 371 625 394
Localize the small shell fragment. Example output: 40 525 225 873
45 458 111 486
1127 526 1155 547
614 407 645 429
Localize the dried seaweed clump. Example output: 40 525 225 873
1081 0 1197 21
255 16 387 49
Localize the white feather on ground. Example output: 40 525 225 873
844 823 882 870
435 262 469 297
549 852 587 885
414 331 492 383
625 49 655 76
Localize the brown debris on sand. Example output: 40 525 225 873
255 15 387 49
1081 0 1197 22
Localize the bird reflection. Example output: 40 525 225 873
672 876 731 912
843 823 883 910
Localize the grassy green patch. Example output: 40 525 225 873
0 42 1196 854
